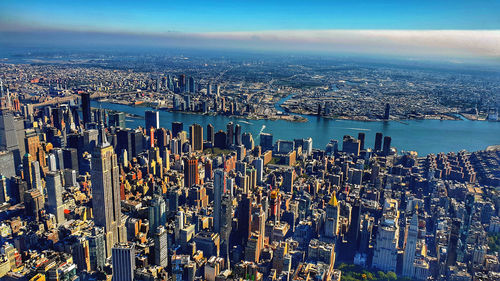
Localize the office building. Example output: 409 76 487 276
184 158 199 188
145 110 160 130
91 126 125 257
46 171 65 225
112 243 135 281
189 123 203 152
260 133 273 151
374 132 383 152
108 112 125 129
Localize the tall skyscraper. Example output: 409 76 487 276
253 158 264 184
46 171 65 225
226 122 234 148
325 194 340 237
372 199 399 272
402 209 418 278
154 226 169 267
145 110 160 130
213 169 226 233
91 126 125 258
172 122 183 138
260 133 273 151
242 132 254 150
184 158 199 188
383 136 392 156
374 132 383 152
188 77 195 93
189 123 203 152
234 124 242 146
88 227 106 272
81 92 91 125
108 111 125 129
358 132 365 151
384 103 390 120
149 195 167 232
207 124 214 146
112 243 135 281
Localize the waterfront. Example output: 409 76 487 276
92 100 500 156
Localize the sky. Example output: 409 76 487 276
1 0 499 62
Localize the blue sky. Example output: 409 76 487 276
1 0 499 32
0 1 499 61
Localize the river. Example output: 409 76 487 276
91 99 500 156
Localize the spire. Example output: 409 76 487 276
328 193 338 207
97 122 109 147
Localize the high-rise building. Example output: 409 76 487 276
207 124 214 146
88 227 106 272
242 132 254 150
184 158 199 188
325 194 340 237
402 209 418 278
358 133 365 151
112 243 135 281
188 77 196 93
172 122 183 138
46 171 65 225
374 132 383 152
226 122 234 148
383 136 392 156
260 133 273 151
91 127 125 258
384 103 390 120
189 123 203 152
253 158 264 184
154 226 168 267
213 169 226 233
220 193 233 262
234 124 242 146
214 130 227 149
81 92 91 125
372 199 399 272
149 195 167 232
342 135 361 156
145 110 160 130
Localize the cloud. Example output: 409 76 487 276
1 26 499 61
193 30 500 58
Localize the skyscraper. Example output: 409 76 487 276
260 133 273 151
402 210 418 278
46 171 65 225
234 124 242 146
207 124 214 146
145 110 160 130
149 195 167 232
112 243 135 281
184 158 199 188
242 132 254 150
358 132 365 151
226 122 234 148
325 194 340 237
213 169 226 233
372 199 399 272
384 103 390 120
189 123 203 152
172 122 183 138
91 126 125 258
374 132 383 152
383 136 392 156
81 92 91 125
154 226 168 267
253 158 264 184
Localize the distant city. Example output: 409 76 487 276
0 48 499 281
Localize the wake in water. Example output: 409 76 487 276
259 125 266 135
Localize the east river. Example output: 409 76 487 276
91 99 500 156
